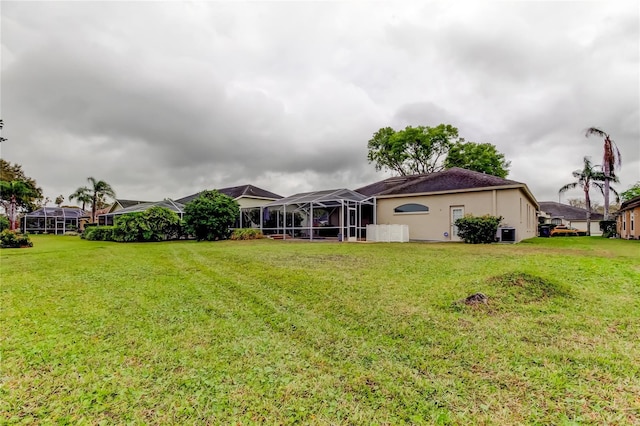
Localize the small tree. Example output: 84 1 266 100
183 190 239 241
55 195 64 207
455 215 502 244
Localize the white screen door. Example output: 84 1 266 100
450 207 465 241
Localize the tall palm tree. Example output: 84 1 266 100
69 186 92 211
87 177 116 223
0 180 36 231
585 127 622 220
559 157 610 236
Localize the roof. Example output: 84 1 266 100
117 199 151 209
538 201 604 221
23 207 89 219
619 195 640 212
357 168 527 197
263 188 372 208
99 199 185 217
176 184 282 205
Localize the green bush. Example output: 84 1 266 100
599 220 617 238
183 190 239 241
0 229 33 248
455 215 502 244
83 226 117 241
113 208 182 242
0 216 9 232
230 228 265 240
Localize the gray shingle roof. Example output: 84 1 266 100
538 201 604 220
176 184 282 205
356 168 524 197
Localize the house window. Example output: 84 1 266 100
631 212 635 231
394 203 429 214
551 218 562 225
623 214 626 231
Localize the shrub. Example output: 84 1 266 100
0 216 9 232
455 215 502 244
0 230 33 248
83 226 117 241
230 228 265 240
183 190 239 241
113 208 182 242
599 220 617 238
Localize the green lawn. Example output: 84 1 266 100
1 235 639 424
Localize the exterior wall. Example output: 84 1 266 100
567 220 602 236
375 188 537 242
236 197 278 209
617 206 639 239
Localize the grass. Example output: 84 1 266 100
1 235 639 424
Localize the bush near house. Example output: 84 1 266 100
230 228 265 240
0 216 9 232
183 190 239 241
455 214 502 244
599 220 617 238
0 229 33 248
82 207 181 242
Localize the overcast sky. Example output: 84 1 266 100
2 1 638 207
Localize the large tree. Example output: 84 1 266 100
367 124 459 176
86 177 116 223
585 127 621 220
558 157 612 236
0 180 38 231
0 160 44 213
444 141 511 178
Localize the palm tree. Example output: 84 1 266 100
559 157 610 236
69 186 92 211
0 180 36 231
87 177 116 223
585 127 622 220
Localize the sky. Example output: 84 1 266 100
1 1 639 207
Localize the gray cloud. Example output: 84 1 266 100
1 1 638 207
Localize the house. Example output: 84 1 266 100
98 199 150 225
538 201 604 236
22 207 89 234
616 195 640 239
356 168 539 242
98 199 186 225
176 184 282 228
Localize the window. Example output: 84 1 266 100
551 218 562 225
394 203 429 214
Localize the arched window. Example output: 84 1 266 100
394 203 429 214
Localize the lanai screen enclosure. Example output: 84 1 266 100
259 189 374 241
22 207 89 234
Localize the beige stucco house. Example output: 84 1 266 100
617 195 640 239
357 168 539 242
538 201 604 236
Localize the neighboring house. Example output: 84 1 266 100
538 201 604 236
98 199 186 225
356 168 539 242
176 184 282 228
22 207 89 234
97 199 151 225
616 195 640 240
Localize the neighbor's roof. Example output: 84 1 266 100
23 207 89 219
538 201 604 221
263 188 372 208
618 195 640 212
99 199 185 216
357 168 527 197
176 184 282 205
117 199 151 209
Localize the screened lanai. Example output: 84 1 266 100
260 189 374 241
98 199 186 225
22 207 89 234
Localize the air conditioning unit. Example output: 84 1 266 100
498 227 516 243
